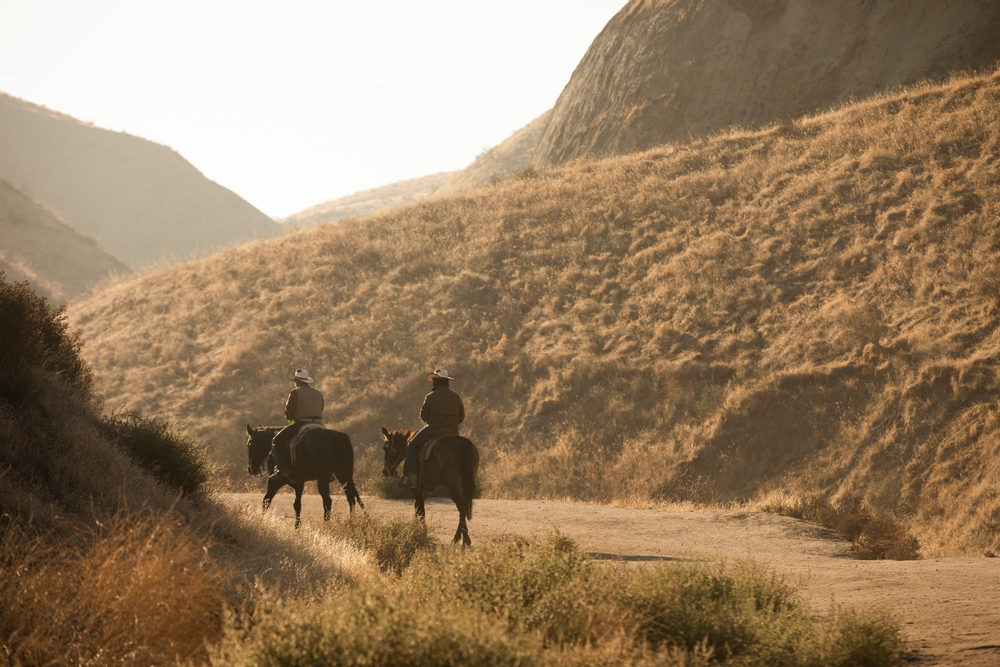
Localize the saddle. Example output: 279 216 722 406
420 428 459 463
289 423 325 466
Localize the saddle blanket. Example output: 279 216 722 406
421 429 459 463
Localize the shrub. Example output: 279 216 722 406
100 409 212 494
764 494 921 560
0 510 224 666
323 510 435 575
212 586 535 667
0 273 92 402
217 533 905 666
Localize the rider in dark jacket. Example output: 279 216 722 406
400 369 465 488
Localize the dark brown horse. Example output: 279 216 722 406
381 427 479 546
246 424 364 527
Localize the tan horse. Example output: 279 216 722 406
381 427 479 546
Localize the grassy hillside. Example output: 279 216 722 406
435 109 553 195
2 276 902 666
281 171 458 227
72 66 1000 556
0 179 131 302
0 93 279 269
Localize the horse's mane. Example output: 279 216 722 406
388 428 417 439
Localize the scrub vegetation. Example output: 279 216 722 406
71 66 1000 556
1 273 906 665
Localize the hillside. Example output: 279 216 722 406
281 172 458 227
0 180 131 302
435 110 553 195
282 109 552 227
71 67 1000 556
0 93 279 269
532 0 1000 167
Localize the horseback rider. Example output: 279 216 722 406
270 368 324 482
400 368 465 488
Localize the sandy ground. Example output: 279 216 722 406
230 492 1000 666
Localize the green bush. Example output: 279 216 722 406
100 410 212 494
0 273 92 402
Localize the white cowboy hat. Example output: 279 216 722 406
289 368 315 384
426 369 457 382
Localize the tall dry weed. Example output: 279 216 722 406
0 510 224 666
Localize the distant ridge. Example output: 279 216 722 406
280 171 457 227
0 93 279 269
435 110 553 196
281 110 554 225
0 179 130 302
532 0 1000 167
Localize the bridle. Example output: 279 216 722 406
382 433 405 475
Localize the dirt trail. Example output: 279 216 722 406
230 493 1000 666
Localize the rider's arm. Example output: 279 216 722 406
284 391 297 422
419 394 431 424
457 397 465 425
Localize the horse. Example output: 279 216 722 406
381 427 479 546
246 424 364 528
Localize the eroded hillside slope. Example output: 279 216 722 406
0 180 131 302
532 0 1000 167
72 68 1000 556
0 93 278 268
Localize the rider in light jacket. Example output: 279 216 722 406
270 368 324 481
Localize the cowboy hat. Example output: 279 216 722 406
426 369 457 382
289 368 315 384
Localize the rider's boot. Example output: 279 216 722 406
398 472 419 489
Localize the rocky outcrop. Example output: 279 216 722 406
0 93 278 269
532 0 1000 167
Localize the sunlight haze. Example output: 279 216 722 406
0 0 626 218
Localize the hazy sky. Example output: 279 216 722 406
0 1 626 218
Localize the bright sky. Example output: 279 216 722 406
0 1 626 219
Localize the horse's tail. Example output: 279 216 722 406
459 439 478 521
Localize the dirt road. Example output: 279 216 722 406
230 492 1000 666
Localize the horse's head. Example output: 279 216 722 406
381 427 409 477
246 424 277 475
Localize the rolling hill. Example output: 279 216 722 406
280 171 457 227
71 66 1000 556
434 110 553 196
0 179 131 302
0 93 279 269
531 0 1000 167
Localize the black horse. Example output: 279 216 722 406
246 424 364 527
381 427 479 546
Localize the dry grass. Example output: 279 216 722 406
0 510 224 666
70 66 1000 556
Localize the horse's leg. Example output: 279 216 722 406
317 477 332 521
262 478 283 514
333 463 361 513
445 482 470 546
293 482 304 529
414 487 427 520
